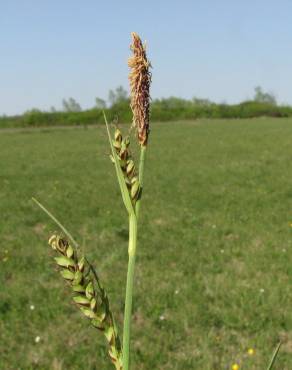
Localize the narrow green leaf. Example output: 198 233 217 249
103 111 134 215
32 197 79 248
267 341 281 370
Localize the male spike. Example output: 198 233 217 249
128 32 151 146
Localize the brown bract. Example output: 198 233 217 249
128 32 151 146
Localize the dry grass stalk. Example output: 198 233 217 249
128 32 151 146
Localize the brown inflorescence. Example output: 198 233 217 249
128 32 151 146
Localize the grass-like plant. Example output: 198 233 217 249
34 32 151 370
33 33 283 370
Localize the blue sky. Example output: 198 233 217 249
1 0 291 115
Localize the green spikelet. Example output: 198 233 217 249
111 128 140 205
48 234 123 370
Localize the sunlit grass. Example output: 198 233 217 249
0 118 291 369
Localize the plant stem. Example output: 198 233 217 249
135 146 147 220
123 213 137 370
267 341 281 370
123 145 147 370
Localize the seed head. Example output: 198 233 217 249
48 235 123 370
111 128 140 204
128 32 151 146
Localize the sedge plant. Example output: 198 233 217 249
34 32 151 370
33 33 282 370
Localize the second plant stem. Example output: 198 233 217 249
123 212 137 370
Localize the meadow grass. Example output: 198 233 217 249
0 118 292 369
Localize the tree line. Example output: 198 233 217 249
1 86 291 129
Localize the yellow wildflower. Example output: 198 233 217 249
248 348 255 355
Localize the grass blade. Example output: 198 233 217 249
267 341 281 370
32 197 79 248
33 197 102 287
103 111 134 215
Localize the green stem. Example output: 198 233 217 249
267 341 281 370
122 145 147 370
123 213 137 370
135 145 147 220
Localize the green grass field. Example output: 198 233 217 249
1 118 292 369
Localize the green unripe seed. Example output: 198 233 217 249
72 284 86 293
73 270 83 285
92 318 104 330
96 303 107 322
131 180 140 199
73 295 91 306
126 160 135 175
131 176 138 184
113 140 121 150
114 129 122 142
124 136 130 147
120 142 128 158
105 326 114 342
86 282 94 299
119 159 127 169
66 245 74 258
60 269 75 280
109 346 119 361
48 235 58 250
90 298 97 310
54 256 75 268
79 307 96 319
78 257 85 272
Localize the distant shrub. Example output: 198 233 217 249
1 99 292 129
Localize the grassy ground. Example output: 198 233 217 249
0 118 292 370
